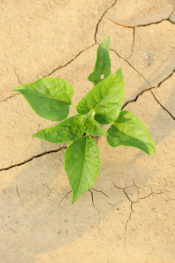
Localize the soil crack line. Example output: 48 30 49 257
43 44 96 77
113 182 167 246
110 48 149 84
128 27 135 60
0 68 23 103
0 93 19 103
138 190 167 200
91 187 110 199
122 86 154 109
122 67 175 111
0 146 67 172
88 189 101 232
14 68 22 85
1 45 96 103
156 67 175 88
111 46 175 116
88 189 95 208
106 14 175 28
16 184 22 202
41 183 54 193
169 7 175 23
59 190 72 207
113 183 135 246
151 90 175 120
94 0 117 43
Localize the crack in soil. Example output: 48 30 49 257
151 90 175 120
169 7 175 23
156 67 175 88
88 189 101 232
16 183 22 202
110 48 149 84
113 182 167 246
106 9 175 29
113 183 135 246
0 68 22 102
91 187 110 199
0 93 19 103
94 0 118 43
88 189 95 208
59 190 72 208
14 68 22 85
41 182 54 193
128 27 135 60
118 58 175 121
112 46 175 121
43 43 96 77
0 146 66 172
169 17 175 24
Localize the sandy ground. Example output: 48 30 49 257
0 0 175 262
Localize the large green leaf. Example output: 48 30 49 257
88 36 111 85
33 115 84 143
14 78 74 121
65 136 100 203
77 69 124 124
83 115 106 136
107 110 155 155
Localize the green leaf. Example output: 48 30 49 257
107 110 155 155
33 115 84 143
77 69 124 124
88 36 111 85
14 77 74 121
84 115 106 136
65 136 100 203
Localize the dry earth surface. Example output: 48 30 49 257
0 0 175 262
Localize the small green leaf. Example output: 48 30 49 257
14 77 74 121
33 115 84 143
84 115 106 136
77 69 124 124
88 36 111 85
107 110 155 155
65 136 100 203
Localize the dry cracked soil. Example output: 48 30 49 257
0 1 175 262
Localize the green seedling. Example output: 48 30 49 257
14 37 155 203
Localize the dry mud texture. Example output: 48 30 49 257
0 1 175 262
